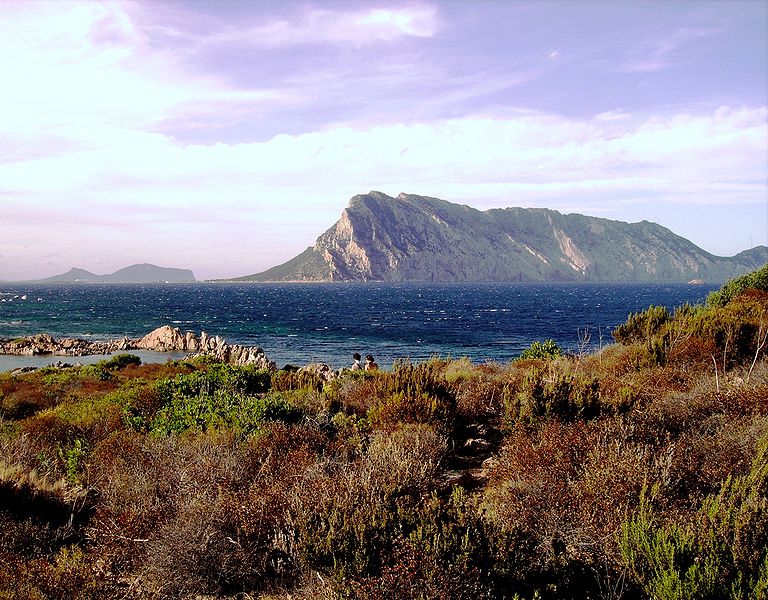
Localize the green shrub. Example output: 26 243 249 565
443 357 478 383
154 363 271 403
150 390 302 435
352 488 490 598
505 367 600 426
271 368 327 392
680 291 768 369
707 264 768 307
621 437 768 599
99 353 142 371
357 362 456 431
620 487 721 599
518 340 563 361
57 438 86 485
613 305 670 345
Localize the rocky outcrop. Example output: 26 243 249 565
135 325 274 370
0 326 275 371
135 325 202 352
236 191 768 283
0 333 125 357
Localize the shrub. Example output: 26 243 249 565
272 368 328 393
86 430 272 591
518 339 563 361
504 366 600 426
352 489 490 599
1 376 59 420
613 305 670 345
150 390 303 436
443 357 477 383
154 363 271 402
621 435 768 599
688 290 768 368
287 424 448 586
368 390 453 430
480 421 600 597
58 438 86 485
364 362 456 431
707 263 768 308
99 353 142 371
453 371 505 422
0 547 106 600
620 487 721 599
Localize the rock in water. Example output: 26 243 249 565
1 325 276 371
136 325 187 351
136 326 275 370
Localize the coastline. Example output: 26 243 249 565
0 325 275 373
0 350 189 373
0 281 720 373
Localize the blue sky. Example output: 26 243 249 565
1 0 766 280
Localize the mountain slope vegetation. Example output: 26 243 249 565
238 192 767 283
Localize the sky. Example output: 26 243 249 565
1 0 766 281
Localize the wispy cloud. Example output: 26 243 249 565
3 105 764 231
620 26 722 73
206 4 438 48
0 1 285 142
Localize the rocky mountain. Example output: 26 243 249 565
35 264 196 284
237 191 767 283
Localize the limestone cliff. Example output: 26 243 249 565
238 191 767 283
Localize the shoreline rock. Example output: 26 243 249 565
0 325 276 371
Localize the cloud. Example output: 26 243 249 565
3 103 764 207
224 4 439 47
357 6 437 38
0 1 284 146
1 1 765 279
202 4 438 48
2 104 765 279
619 26 722 73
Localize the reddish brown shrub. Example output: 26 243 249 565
666 335 718 371
335 376 380 416
453 374 505 423
0 377 60 419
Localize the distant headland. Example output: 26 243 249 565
19 263 197 284
231 191 767 284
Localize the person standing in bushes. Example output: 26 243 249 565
364 354 378 371
350 353 363 371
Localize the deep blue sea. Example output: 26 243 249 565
0 282 718 371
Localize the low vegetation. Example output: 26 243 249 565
1 266 767 599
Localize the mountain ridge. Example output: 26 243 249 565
235 191 767 283
30 263 197 283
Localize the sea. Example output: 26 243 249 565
0 282 718 372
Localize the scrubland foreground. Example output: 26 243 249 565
1 266 767 600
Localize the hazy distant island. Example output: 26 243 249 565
232 191 767 284
26 263 197 284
